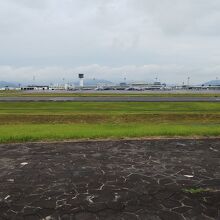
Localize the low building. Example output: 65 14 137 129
21 85 49 91
130 82 166 90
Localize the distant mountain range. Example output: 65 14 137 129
0 79 113 88
74 79 113 86
0 81 18 88
1 79 220 88
203 80 220 86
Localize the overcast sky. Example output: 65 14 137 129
0 0 220 84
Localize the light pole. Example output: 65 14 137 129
187 77 190 86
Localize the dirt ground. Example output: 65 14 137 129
0 139 219 220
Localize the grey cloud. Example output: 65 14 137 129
129 0 220 35
0 0 219 83
8 0 49 9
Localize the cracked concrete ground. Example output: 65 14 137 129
0 139 220 220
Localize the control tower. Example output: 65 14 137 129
78 74 84 87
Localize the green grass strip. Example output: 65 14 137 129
0 123 220 143
1 91 220 97
0 102 220 115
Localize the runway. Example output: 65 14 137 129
0 96 220 102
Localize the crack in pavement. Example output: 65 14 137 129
0 139 219 220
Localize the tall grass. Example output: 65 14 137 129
0 123 220 143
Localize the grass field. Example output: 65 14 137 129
0 102 220 143
1 102 220 114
